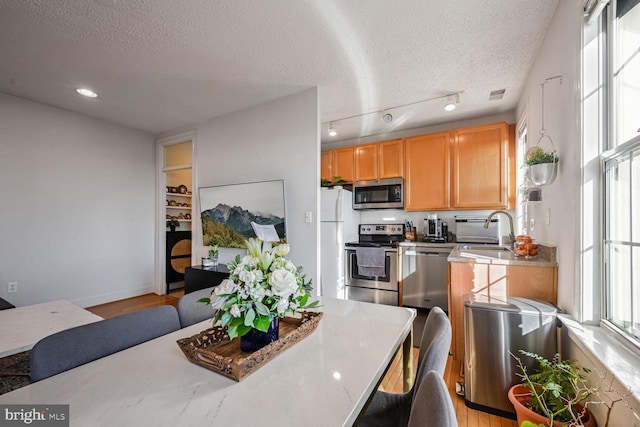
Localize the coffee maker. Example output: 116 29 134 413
424 214 445 242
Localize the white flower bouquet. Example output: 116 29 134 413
199 238 319 339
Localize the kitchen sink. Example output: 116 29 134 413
457 244 515 260
457 245 511 251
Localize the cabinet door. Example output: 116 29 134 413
354 144 378 181
451 122 508 209
378 139 404 179
333 147 354 182
321 150 333 181
404 132 450 210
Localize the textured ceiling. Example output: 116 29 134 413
0 0 559 143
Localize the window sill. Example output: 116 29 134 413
559 314 640 406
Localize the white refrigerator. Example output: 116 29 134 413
320 187 360 299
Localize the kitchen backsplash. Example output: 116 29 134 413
359 209 516 242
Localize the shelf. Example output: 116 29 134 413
163 164 192 172
166 193 192 198
166 206 192 210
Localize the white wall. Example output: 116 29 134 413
518 1 640 422
515 0 582 314
0 92 156 307
193 88 320 290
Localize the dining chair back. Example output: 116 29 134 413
413 307 452 397
177 287 216 328
357 307 452 427
408 370 458 427
30 305 180 382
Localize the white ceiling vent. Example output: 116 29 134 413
488 89 506 101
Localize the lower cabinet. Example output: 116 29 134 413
448 261 558 363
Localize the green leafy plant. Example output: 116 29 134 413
320 176 348 187
166 219 180 228
525 147 559 166
208 244 218 258
198 238 319 339
514 350 597 425
520 422 544 427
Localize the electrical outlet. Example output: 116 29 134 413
305 211 312 223
8 282 17 293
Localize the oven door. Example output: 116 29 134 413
345 248 398 292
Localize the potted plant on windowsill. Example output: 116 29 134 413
525 147 559 186
509 350 597 427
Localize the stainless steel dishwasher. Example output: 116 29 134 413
399 243 451 311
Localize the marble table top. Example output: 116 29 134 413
0 297 415 426
0 300 102 358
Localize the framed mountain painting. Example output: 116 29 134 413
198 180 286 248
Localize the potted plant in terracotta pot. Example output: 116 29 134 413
509 350 597 427
525 147 559 186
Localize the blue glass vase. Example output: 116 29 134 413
240 317 279 352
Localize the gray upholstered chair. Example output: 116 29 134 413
177 286 216 328
408 370 458 427
30 305 180 382
358 307 452 427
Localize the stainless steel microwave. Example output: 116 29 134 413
352 177 404 210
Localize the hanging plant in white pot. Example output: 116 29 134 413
525 146 559 186
526 75 562 187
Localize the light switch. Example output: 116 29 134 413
305 211 312 223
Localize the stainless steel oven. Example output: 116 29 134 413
344 224 404 306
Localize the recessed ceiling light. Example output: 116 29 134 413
76 88 98 98
382 113 393 122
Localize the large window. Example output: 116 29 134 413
604 0 640 341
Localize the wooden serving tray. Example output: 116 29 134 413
176 311 323 381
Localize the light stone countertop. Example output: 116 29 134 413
447 244 558 267
0 297 415 427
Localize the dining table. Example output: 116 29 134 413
0 300 103 358
0 297 415 426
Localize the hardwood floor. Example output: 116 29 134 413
86 293 517 426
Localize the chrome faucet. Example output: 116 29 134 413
484 210 516 249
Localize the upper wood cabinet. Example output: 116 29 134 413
404 132 450 210
320 150 333 182
378 139 404 179
354 143 379 181
353 139 404 182
451 122 509 209
332 147 355 182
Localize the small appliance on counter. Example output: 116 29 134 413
422 214 446 243
454 216 500 244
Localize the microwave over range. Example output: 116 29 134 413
352 177 403 210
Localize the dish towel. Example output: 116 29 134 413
356 247 386 277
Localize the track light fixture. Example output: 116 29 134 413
323 91 463 137
444 94 459 111
328 123 337 137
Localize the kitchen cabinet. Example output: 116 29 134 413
451 122 509 209
448 261 558 363
353 139 404 181
332 147 355 182
354 143 378 181
321 150 333 181
378 139 404 179
404 132 450 210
